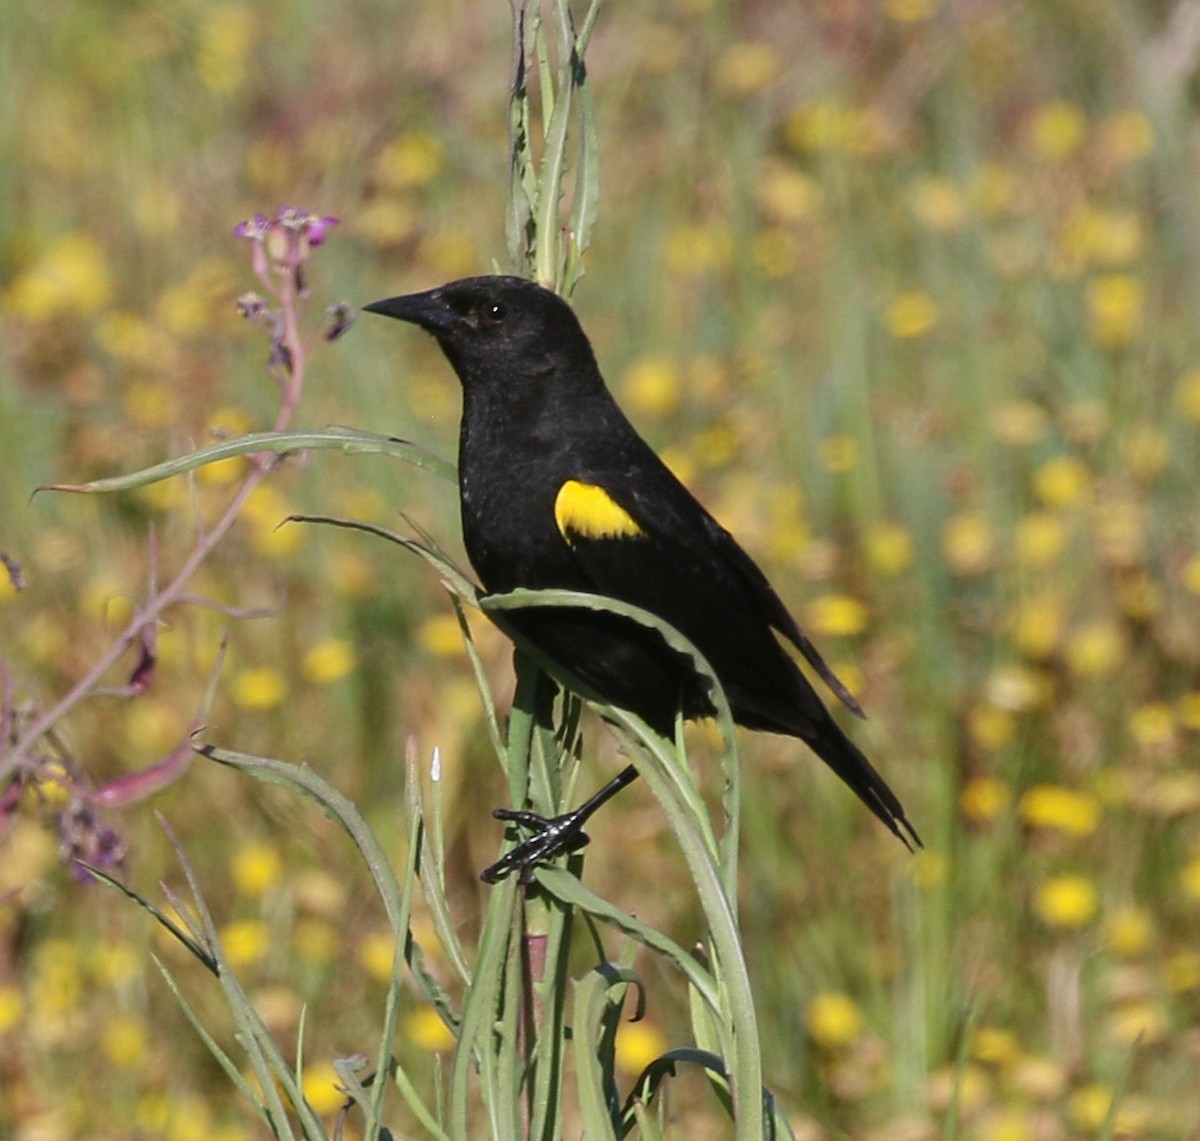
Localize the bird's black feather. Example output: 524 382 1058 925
365 275 919 849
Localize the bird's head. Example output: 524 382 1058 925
364 275 598 393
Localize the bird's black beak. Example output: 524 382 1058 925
363 289 457 333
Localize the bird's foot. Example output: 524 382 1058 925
480 807 591 885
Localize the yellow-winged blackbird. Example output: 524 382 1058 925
365 276 919 880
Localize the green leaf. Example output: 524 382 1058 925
38 426 453 494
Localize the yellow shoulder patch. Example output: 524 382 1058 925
554 480 645 544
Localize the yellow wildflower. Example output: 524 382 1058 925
971 1026 1021 1067
806 992 864 1049
404 1006 457 1053
1097 109 1154 164
1034 874 1097 928
419 613 465 658
942 511 995 575
102 1014 149 1070
196 6 255 95
865 521 914 575
1018 785 1100 837
883 0 935 20
1066 622 1123 678
358 931 397 984
805 594 869 637
961 774 1011 822
5 233 112 320
1032 455 1090 508
1012 596 1063 658
1175 367 1200 422
964 710 1012 753
986 665 1047 711
755 163 823 224
301 1061 346 1115
301 638 357 685
622 355 683 419
1086 273 1143 348
884 291 939 339
908 176 967 232
0 986 25 1034
1103 907 1153 958
230 842 283 897
373 132 443 190
1014 512 1067 567
713 41 781 97
1165 951 1200 992
231 667 286 711
614 1020 668 1076
220 919 271 969
990 399 1047 446
1129 702 1174 747
1028 101 1086 160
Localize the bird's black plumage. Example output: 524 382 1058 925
365 275 918 851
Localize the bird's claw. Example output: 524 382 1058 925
480 807 592 885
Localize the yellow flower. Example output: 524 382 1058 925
5 234 112 320
1061 204 1144 267
1103 907 1153 958
1178 691 1200 730
1109 1002 1168 1047
1012 596 1063 659
1028 101 1087 160
865 521 914 575
806 992 864 1049
231 667 287 711
301 1061 346 1115
294 921 339 964
404 1006 457 1053
1165 951 1200 992
1014 512 1067 567
0 986 24 1034
907 176 967 232
911 849 949 888
352 197 419 247
220 919 271 969
1018 785 1100 837
942 511 995 576
102 1014 149 1070
373 132 443 190
1065 622 1123 678
753 228 799 278
1097 109 1154 164
622 355 683 419
1034 874 1098 929
964 710 1012 753
301 638 357 685
818 435 858 474
961 774 1011 822
1032 456 1090 508
713 41 781 96
754 162 823 224
665 222 733 275
196 6 256 95
358 931 397 984
971 1026 1021 1067
805 594 868 637
884 291 939 339
1086 273 1143 348
1067 1084 1113 1133
1175 368 1200 422
977 1108 1036 1141
1129 702 1174 747
419 613 465 658
986 665 1047 711
1180 856 1200 899
883 0 935 19
990 399 1048 446
969 162 1017 216
612 1020 667 1076
230 842 283 897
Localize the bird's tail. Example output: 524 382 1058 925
809 717 922 850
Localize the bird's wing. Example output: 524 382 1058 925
551 471 864 719
697 512 866 719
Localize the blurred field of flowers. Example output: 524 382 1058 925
4 0 1200 1137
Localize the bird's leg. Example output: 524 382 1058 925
480 764 641 884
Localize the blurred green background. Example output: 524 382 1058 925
4 0 1200 1137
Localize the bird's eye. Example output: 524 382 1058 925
484 301 508 322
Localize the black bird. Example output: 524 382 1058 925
365 276 919 881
